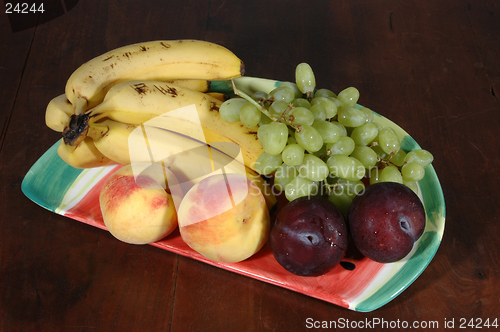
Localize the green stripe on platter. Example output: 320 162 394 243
21 140 85 212
420 165 446 230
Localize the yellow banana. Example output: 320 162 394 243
89 120 136 165
63 80 263 171
45 80 209 133
57 137 116 169
204 92 227 102
87 119 276 210
166 79 211 93
45 94 74 132
65 40 244 114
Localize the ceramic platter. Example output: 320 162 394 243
22 77 445 312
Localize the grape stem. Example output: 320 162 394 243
322 179 339 196
375 150 406 172
231 79 275 120
231 78 302 132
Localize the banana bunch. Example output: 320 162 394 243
45 39 276 208
65 39 243 115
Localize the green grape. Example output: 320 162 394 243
259 114 273 126
312 120 341 144
282 143 305 166
369 167 382 185
254 152 282 175
401 162 425 181
372 121 384 131
349 145 378 169
278 81 303 98
337 87 360 109
288 107 314 125
310 96 338 118
378 127 401 154
350 123 379 146
274 164 299 191
285 176 318 201
287 135 297 145
295 125 323 152
257 123 268 143
390 149 407 167
292 98 311 108
329 97 342 108
328 176 365 196
252 91 271 101
239 102 261 128
337 106 368 128
345 126 355 137
270 87 295 103
269 100 289 117
295 63 316 95
404 180 419 195
371 143 388 159
312 144 327 159
359 107 373 123
404 149 434 168
297 154 329 181
327 155 366 181
309 103 327 121
379 165 403 183
219 98 246 122
328 190 354 217
331 121 348 136
258 121 288 156
327 177 365 215
326 136 355 156
314 88 337 98
350 157 366 180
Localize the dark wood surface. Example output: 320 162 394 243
1 0 499 331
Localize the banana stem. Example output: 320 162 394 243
62 113 90 146
73 96 88 115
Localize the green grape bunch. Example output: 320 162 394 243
219 63 434 215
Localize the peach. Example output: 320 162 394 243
177 173 270 263
99 163 182 244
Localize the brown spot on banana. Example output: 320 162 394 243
209 101 219 112
247 131 258 137
153 84 178 96
131 83 148 95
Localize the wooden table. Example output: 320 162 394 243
2 0 499 330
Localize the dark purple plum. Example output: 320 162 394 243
270 196 348 276
348 182 426 263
